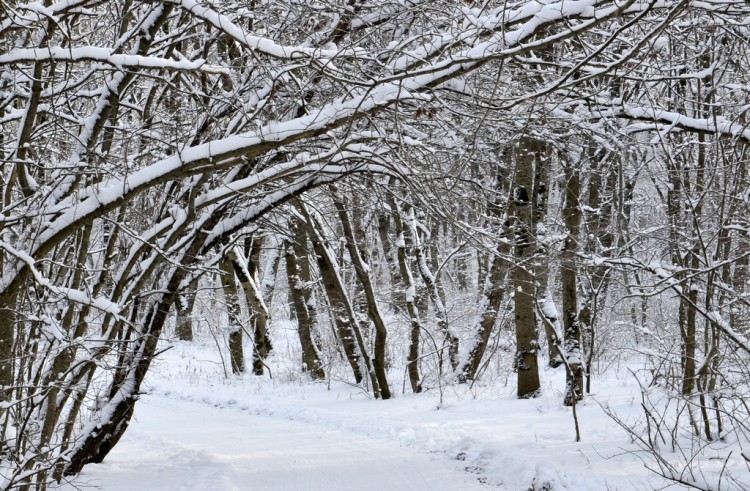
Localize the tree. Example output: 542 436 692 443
4 0 750 487
510 137 543 398
221 255 245 375
284 218 326 380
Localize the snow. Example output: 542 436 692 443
63 395 484 491
57 333 750 491
0 240 122 316
177 0 361 61
605 106 750 142
0 47 227 74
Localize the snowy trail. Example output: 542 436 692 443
65 394 488 491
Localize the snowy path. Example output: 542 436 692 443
65 394 488 491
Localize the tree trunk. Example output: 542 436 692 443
531 149 562 369
377 210 405 310
298 203 376 392
245 236 274 355
284 221 326 380
230 247 271 376
221 257 245 375
390 203 423 393
331 188 391 399
561 160 584 406
405 207 459 372
0 291 15 403
513 137 541 399
460 252 507 382
175 277 199 341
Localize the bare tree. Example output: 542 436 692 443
5 0 749 486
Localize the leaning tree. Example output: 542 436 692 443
2 0 749 488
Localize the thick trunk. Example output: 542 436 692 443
284 222 326 380
561 161 584 407
514 261 540 398
221 257 245 375
513 138 541 399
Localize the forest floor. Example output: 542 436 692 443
60 329 750 491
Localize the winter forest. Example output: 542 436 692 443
2 0 750 489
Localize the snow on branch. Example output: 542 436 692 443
0 47 229 74
0 241 122 318
602 106 750 142
12 0 701 290
174 0 362 60
0 0 92 34
593 255 750 355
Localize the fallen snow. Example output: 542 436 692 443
62 395 484 491
59 331 750 491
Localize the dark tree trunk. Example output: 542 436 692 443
561 160 584 407
0 291 16 403
297 202 377 392
221 257 245 375
284 220 326 380
175 277 199 341
513 137 541 399
331 188 391 399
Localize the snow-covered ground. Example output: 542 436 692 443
60 337 750 491
62 394 485 491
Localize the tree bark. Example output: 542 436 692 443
221 256 245 375
561 160 584 406
0 291 15 403
175 277 199 341
390 203 423 393
297 203 377 392
513 137 541 399
331 188 391 399
377 210 406 310
230 248 270 376
284 221 326 380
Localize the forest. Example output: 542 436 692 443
1 0 750 489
